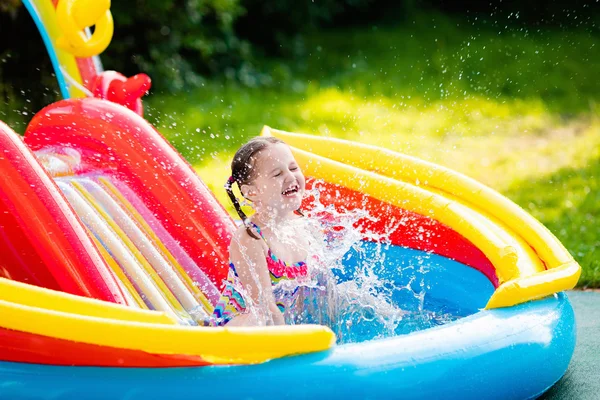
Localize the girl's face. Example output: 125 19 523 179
242 143 305 215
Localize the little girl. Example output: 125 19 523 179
208 136 323 327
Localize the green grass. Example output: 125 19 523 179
143 14 599 286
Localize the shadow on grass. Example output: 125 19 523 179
297 17 600 116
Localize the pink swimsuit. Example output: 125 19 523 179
208 222 308 326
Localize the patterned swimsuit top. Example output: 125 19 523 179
207 221 309 326
249 222 309 284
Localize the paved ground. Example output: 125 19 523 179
540 291 600 399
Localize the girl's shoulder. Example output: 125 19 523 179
230 224 266 250
229 225 269 267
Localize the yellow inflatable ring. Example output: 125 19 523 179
56 0 114 57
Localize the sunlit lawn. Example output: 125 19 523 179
144 15 600 286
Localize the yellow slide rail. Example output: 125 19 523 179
0 278 174 324
0 279 335 364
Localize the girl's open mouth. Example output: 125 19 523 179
282 184 300 197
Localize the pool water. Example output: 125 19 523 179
280 239 495 344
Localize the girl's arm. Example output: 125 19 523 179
228 232 285 325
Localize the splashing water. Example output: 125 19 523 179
242 180 465 344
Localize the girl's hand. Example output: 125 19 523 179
269 302 285 325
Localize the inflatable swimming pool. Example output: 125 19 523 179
0 1 580 399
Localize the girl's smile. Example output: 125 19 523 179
282 183 300 197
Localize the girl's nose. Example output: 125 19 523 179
283 169 295 181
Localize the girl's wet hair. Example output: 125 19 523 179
225 136 286 239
